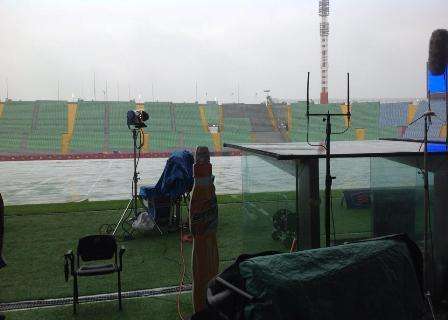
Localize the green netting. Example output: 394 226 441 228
288 102 380 142
109 132 134 152
0 134 24 152
222 117 252 144
0 101 35 134
27 101 67 153
108 101 136 151
224 117 252 133
149 131 179 151
0 100 391 155
0 101 36 153
182 132 214 150
109 101 136 133
71 102 105 152
222 131 251 144
145 102 172 131
174 103 203 133
204 104 220 124
379 126 400 139
289 103 350 142
347 102 380 140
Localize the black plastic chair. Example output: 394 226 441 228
64 235 125 314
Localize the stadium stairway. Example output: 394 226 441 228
407 104 417 124
201 104 222 152
198 105 209 133
265 102 277 130
61 102 77 154
251 131 285 143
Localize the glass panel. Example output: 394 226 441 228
242 152 297 253
319 157 373 245
370 157 426 244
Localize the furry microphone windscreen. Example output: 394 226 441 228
428 29 448 75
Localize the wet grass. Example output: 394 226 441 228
1 192 373 304
4 294 193 320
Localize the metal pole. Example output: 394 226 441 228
93 72 96 101
445 67 447 148
423 114 429 292
195 81 198 103
295 160 299 251
152 83 155 102
237 83 240 104
133 129 138 217
325 112 332 247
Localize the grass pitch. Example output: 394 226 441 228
1 193 375 305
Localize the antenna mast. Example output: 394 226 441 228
319 0 330 104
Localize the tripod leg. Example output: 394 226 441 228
113 199 133 235
153 218 163 235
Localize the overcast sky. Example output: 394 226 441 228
0 0 446 102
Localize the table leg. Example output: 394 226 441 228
297 159 320 250
433 169 448 298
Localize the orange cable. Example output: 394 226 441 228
177 211 187 320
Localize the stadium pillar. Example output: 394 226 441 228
297 159 320 250
285 105 292 140
355 128 366 140
218 105 224 131
440 124 447 139
320 91 329 104
211 132 222 153
266 102 277 130
407 104 417 124
142 132 150 152
250 132 257 143
340 104 350 127
198 106 209 133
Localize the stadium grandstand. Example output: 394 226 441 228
0 98 445 159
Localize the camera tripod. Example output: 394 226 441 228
112 128 162 239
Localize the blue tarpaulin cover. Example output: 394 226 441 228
139 150 194 200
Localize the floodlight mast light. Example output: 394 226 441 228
319 0 330 104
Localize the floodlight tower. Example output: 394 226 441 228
319 0 330 104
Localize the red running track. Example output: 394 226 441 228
0 151 241 161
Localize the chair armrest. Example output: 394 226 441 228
64 250 74 281
118 246 126 271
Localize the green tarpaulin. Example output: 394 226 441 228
240 237 430 320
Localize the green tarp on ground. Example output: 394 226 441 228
239 237 429 320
